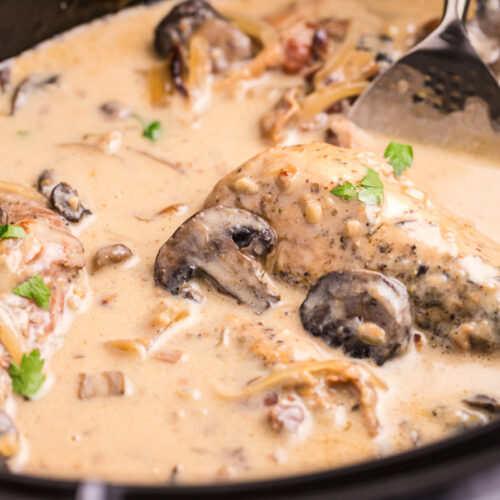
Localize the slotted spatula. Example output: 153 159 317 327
348 0 500 154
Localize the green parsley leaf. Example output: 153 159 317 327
142 120 162 141
13 275 52 311
384 141 413 177
330 182 357 200
132 114 163 142
0 224 27 240
16 130 29 137
360 167 384 189
9 349 46 399
330 166 385 205
357 187 384 205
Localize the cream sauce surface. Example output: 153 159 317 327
0 0 499 485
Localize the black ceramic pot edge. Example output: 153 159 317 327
1 1 500 499
0 0 149 62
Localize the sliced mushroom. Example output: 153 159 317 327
464 394 500 414
0 67 10 94
154 0 253 94
78 371 126 399
300 270 412 365
196 18 253 73
154 206 279 314
10 74 59 115
154 0 222 58
36 169 56 198
94 244 133 270
0 206 7 225
0 410 19 458
50 182 89 223
99 101 132 120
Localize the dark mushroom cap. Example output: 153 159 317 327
0 206 7 225
50 182 89 223
154 206 279 314
300 270 412 365
154 0 222 58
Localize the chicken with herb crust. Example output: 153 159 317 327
203 143 500 359
0 182 86 369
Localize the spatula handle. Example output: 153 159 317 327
441 0 471 25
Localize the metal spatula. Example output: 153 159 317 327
348 0 500 154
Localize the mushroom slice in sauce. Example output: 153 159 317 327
0 67 10 94
463 394 500 414
94 244 133 270
36 169 56 198
0 410 19 458
154 0 253 94
300 270 412 365
99 101 132 119
9 74 59 115
78 371 126 399
50 182 89 223
154 206 279 314
154 0 223 58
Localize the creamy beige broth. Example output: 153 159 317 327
0 0 499 485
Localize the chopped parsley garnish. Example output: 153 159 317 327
16 130 29 137
330 181 357 200
142 120 162 141
330 167 384 205
384 141 413 177
133 114 162 142
0 224 26 240
13 274 52 311
9 349 46 399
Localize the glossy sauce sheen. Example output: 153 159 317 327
0 0 499 485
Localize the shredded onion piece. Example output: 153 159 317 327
221 11 279 47
0 181 45 203
218 360 385 436
147 64 172 107
313 20 362 88
300 80 368 118
216 13 282 87
218 43 283 87
188 33 210 93
0 322 23 364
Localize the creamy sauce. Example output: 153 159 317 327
0 0 499 486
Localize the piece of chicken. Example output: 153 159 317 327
0 182 86 366
204 143 500 352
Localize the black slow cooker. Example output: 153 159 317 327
1 2 500 499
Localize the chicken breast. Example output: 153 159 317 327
204 143 500 351
0 182 86 367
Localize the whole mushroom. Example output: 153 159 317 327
300 270 412 365
154 206 279 313
94 244 133 270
